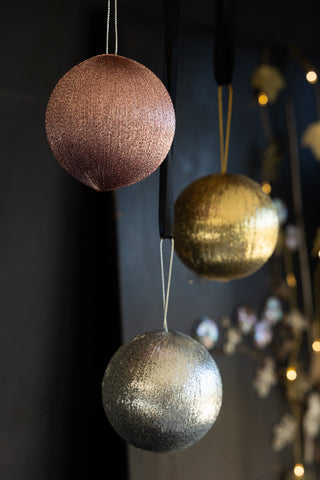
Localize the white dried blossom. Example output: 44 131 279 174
285 224 301 251
251 64 286 103
237 305 257 334
303 392 320 439
253 358 277 398
253 320 273 349
272 413 297 451
285 310 308 331
223 328 242 355
302 121 320 160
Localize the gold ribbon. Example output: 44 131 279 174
218 84 233 174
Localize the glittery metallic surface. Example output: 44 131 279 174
174 173 279 281
45 54 175 191
101 330 222 453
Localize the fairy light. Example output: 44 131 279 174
293 463 304 477
286 367 297 381
312 340 320 352
261 181 272 194
306 70 318 84
258 93 269 106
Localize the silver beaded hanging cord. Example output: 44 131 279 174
114 0 118 55
106 0 118 55
106 0 111 54
160 238 174 332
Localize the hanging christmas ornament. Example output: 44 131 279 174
175 172 279 280
101 239 223 453
45 1 175 191
101 2 222 453
102 329 222 453
174 83 279 281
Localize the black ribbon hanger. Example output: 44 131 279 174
214 0 236 86
158 0 180 240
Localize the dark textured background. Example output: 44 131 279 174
1 0 320 479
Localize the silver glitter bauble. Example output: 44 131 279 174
102 330 223 453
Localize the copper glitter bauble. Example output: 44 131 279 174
174 173 279 281
45 54 175 191
101 330 222 453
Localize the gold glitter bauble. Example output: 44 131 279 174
45 54 175 191
174 173 279 281
101 330 222 453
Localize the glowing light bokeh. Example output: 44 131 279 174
258 93 269 105
293 463 304 477
306 70 318 84
286 367 297 381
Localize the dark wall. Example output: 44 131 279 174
0 0 128 478
1 1 320 479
